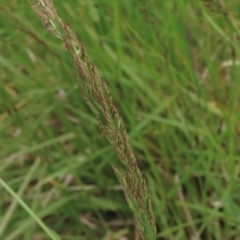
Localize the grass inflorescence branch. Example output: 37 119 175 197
29 0 156 239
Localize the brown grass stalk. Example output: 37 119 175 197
29 1 156 239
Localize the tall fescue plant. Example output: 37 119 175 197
29 0 156 239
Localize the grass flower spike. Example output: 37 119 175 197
29 0 156 239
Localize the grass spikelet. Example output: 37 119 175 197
29 0 156 239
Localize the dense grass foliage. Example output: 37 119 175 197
1 1 240 239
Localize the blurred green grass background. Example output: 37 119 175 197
1 0 240 239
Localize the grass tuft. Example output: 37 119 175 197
1 0 240 239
